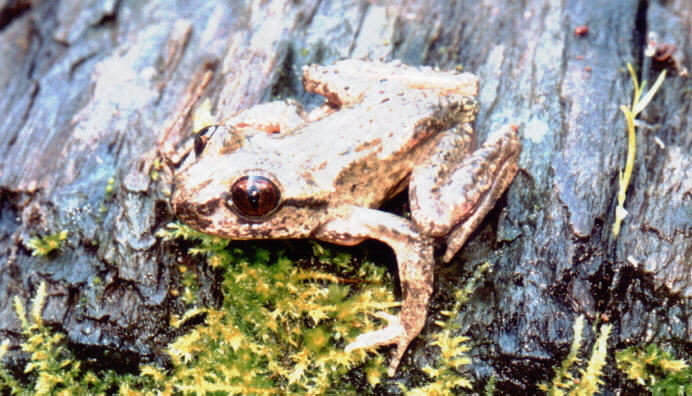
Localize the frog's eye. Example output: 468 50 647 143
228 176 281 218
193 125 220 157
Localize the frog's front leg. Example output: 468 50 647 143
410 124 521 262
313 206 434 376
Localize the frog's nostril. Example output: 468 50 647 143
228 175 281 218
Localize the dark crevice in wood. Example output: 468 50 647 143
93 0 120 28
633 0 649 74
0 0 31 31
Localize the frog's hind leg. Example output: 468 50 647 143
314 207 434 376
410 124 521 262
302 60 479 107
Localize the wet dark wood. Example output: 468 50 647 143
0 0 689 392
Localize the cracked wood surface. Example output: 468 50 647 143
0 0 689 392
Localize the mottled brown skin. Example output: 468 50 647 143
172 59 521 375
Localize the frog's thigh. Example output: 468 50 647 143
303 60 478 107
409 124 475 236
314 207 434 374
224 99 306 133
411 124 521 262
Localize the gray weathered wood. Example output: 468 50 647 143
0 0 689 392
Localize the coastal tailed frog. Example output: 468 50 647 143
172 60 521 375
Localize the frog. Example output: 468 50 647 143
172 59 521 376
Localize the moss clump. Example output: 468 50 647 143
0 282 153 394
4 223 397 394
401 263 490 394
538 315 612 395
25 230 68 256
155 222 394 393
616 344 691 395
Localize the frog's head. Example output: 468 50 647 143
172 126 328 239
173 169 329 239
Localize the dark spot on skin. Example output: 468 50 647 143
177 178 212 193
254 228 273 237
282 197 329 209
197 198 222 216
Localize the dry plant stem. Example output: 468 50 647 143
612 64 666 237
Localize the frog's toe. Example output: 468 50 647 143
345 312 404 352
346 312 415 376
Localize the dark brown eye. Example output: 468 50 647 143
193 125 220 157
228 176 281 218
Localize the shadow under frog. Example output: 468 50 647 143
172 59 521 376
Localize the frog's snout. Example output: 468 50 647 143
171 184 215 228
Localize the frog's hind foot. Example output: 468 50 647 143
344 312 413 376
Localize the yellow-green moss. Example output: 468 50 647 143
402 262 490 394
25 230 69 256
0 282 154 394
155 222 395 393
616 344 691 394
538 315 612 395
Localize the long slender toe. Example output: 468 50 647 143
344 312 404 352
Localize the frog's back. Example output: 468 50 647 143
275 91 468 208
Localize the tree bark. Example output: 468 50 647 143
0 0 689 392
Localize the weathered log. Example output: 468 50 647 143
0 0 689 392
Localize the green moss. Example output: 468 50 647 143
0 282 154 394
150 159 163 182
104 177 116 196
25 230 68 256
155 222 394 393
616 344 691 395
538 315 611 395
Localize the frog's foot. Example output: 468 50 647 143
315 207 434 376
345 312 411 376
345 312 403 352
